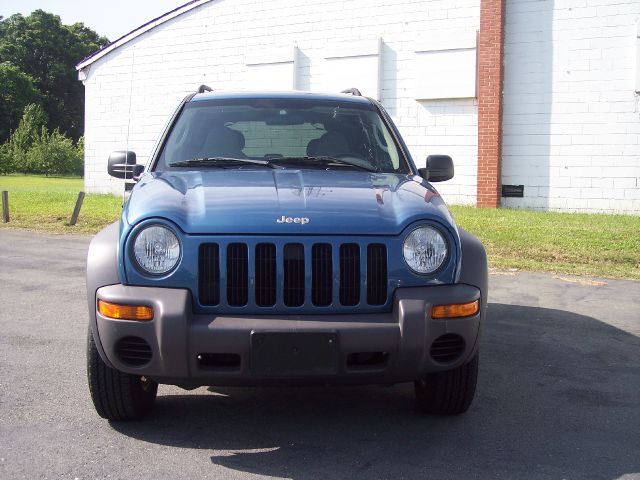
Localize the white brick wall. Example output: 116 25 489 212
81 0 480 204
502 0 640 213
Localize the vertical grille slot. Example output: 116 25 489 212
255 243 276 307
283 243 305 307
227 243 248 306
367 244 387 305
312 243 332 306
199 243 220 306
340 243 360 306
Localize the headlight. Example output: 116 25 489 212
132 225 181 275
403 226 448 274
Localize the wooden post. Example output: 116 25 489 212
69 191 85 226
1 191 8 223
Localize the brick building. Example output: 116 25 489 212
76 0 640 213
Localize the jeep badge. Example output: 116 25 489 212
276 215 310 225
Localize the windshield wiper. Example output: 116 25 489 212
171 157 271 168
267 156 378 172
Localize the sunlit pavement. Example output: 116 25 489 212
1 229 638 480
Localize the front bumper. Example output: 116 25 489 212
94 284 482 386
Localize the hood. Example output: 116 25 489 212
125 170 454 235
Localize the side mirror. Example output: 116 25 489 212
107 151 143 180
418 155 454 182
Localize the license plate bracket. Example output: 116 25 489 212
250 331 339 376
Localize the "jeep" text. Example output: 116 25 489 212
276 216 310 225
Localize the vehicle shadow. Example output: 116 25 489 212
111 303 640 479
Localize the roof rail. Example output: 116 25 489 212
197 84 213 94
340 88 362 96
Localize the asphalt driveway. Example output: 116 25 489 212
0 229 638 479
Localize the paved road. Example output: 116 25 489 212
1 229 639 480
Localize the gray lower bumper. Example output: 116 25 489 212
94 284 482 386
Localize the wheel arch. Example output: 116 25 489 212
457 227 488 308
86 221 121 368
457 227 488 361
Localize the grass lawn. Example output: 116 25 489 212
450 205 639 280
0 175 86 192
1 175 638 279
0 175 122 234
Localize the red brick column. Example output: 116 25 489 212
477 0 506 208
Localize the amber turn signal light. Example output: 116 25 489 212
97 300 154 321
431 300 479 319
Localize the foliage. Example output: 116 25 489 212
2 104 48 173
0 62 43 142
1 103 83 176
0 10 109 142
27 128 84 176
0 142 10 175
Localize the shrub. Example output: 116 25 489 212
2 103 48 173
73 137 85 177
26 128 84 176
0 103 84 176
0 141 11 175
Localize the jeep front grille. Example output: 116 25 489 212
198 241 388 310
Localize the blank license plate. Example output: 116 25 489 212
251 331 339 376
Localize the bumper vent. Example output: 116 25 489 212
115 336 152 367
430 334 465 363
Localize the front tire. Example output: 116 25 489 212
87 330 158 420
415 353 479 415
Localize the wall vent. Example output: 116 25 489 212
501 185 524 198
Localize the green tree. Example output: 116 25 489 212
1 103 83 175
27 127 84 175
0 10 108 141
2 103 48 173
0 62 43 143
0 142 11 175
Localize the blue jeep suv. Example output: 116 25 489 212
86 87 487 420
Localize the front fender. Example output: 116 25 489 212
457 227 488 360
86 221 121 367
457 227 488 309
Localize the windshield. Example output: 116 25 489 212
156 98 407 173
